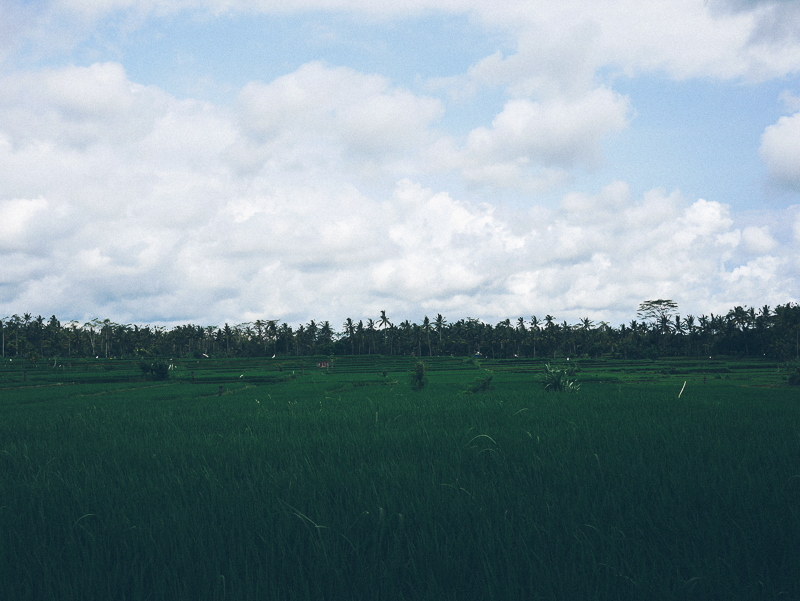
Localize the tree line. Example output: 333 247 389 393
1 301 799 362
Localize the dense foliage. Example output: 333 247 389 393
2 301 799 361
542 363 580 392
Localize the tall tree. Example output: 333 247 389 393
529 315 540 358
356 320 364 355
515 317 526 357
366 319 376 354
422 316 432 356
637 300 678 331
0 316 7 357
343 318 356 355
378 310 391 348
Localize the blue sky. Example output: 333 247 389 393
1 0 799 328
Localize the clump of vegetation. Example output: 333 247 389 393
543 363 580 393
139 360 169 381
788 367 800 386
466 371 494 393
409 361 428 391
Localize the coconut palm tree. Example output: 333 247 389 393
343 318 356 355
0 316 8 357
434 314 447 351
318 321 334 353
422 316 432 356
378 311 391 348
386 321 397 355
529 316 540 357
356 320 364 355
306 320 319 353
413 323 423 357
366 319 376 354
399 320 412 354
514 317 526 357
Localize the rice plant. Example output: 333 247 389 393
1 357 798 600
542 362 580 392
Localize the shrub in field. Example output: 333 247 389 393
789 367 800 386
543 363 579 392
139 360 170 380
409 361 428 391
466 371 494 393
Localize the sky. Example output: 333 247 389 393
1 0 800 329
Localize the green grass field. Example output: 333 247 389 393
1 356 798 600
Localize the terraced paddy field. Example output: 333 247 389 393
1 356 798 600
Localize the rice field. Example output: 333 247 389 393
1 356 798 600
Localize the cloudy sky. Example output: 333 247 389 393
1 0 800 329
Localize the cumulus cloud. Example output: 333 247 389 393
456 89 630 187
741 225 777 253
1 61 798 326
9 0 800 91
235 61 443 177
760 110 800 188
1 0 799 327
421 0 800 105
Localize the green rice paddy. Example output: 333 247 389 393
1 356 798 600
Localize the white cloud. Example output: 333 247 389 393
444 88 630 189
0 198 51 251
0 45 798 326
235 61 443 178
760 110 800 188
424 0 800 105
9 0 800 96
741 225 777 253
470 90 630 167
794 214 800 244
779 90 800 112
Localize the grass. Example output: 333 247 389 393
0 356 798 600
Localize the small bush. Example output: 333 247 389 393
466 372 494 393
789 368 800 386
409 361 428 391
543 364 580 393
139 360 170 381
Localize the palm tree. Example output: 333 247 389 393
529 316 540 357
515 317 526 357
8 314 21 356
204 326 217 355
413 323 423 357
318 321 333 353
684 315 696 355
306 320 318 353
434 314 447 352
0 316 8 357
18 312 31 355
253 319 268 354
399 320 412 355
387 321 397 355
343 318 356 355
422 316 432 356
366 319 376 354
277 323 292 355
561 320 575 356
496 319 512 357
378 311 391 349
356 320 364 355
